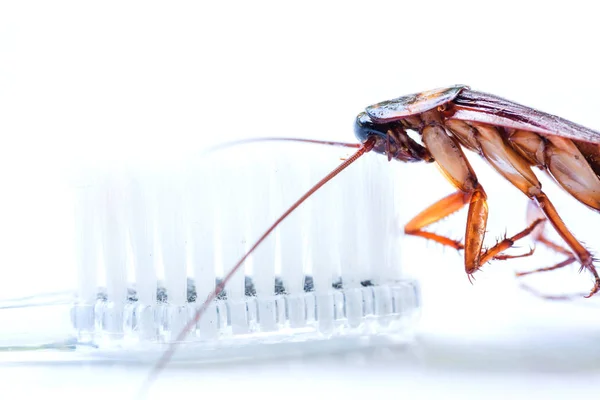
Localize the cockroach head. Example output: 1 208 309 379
354 112 430 163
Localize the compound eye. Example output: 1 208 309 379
354 112 389 144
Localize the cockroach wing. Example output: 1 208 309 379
366 85 469 123
450 89 600 144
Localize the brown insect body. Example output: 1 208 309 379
355 85 600 296
147 86 600 384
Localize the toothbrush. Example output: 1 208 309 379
0 140 420 366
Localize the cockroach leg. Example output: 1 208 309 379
417 124 515 279
406 231 464 250
420 123 490 277
532 192 600 297
478 218 544 265
404 190 469 251
526 200 572 256
535 236 574 257
519 282 589 301
459 122 600 296
404 192 539 262
515 200 598 296
463 186 488 275
492 247 535 261
514 201 576 276
417 124 542 278
516 256 576 277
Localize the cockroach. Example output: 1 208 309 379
144 84 600 386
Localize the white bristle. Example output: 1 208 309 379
246 156 278 331
74 176 100 306
128 170 157 306
364 156 399 319
338 159 367 327
338 159 365 288
98 170 129 334
367 156 400 283
186 159 218 339
307 147 341 293
307 148 342 333
217 151 252 335
124 166 158 340
154 163 189 338
277 154 309 328
155 166 187 306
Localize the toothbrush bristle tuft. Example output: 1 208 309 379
69 141 419 361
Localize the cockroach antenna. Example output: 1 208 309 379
200 137 361 156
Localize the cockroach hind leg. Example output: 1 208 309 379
519 282 589 301
585 279 600 298
515 256 576 277
515 256 600 299
583 264 600 298
519 275 600 301
530 192 600 298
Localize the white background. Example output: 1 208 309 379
2 1 600 399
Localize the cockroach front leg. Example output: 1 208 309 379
404 189 538 264
404 190 470 251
